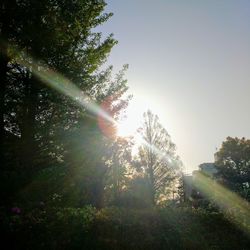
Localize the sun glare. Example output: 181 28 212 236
116 98 147 137
116 96 164 138
117 118 136 137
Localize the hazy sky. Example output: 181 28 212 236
98 0 250 172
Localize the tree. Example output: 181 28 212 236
215 137 250 200
105 136 133 205
177 173 185 203
0 0 130 207
137 110 181 205
58 67 130 208
2 0 116 170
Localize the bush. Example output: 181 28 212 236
0 206 249 249
0 205 97 249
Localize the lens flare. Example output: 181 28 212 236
194 172 250 236
7 43 250 236
7 42 117 128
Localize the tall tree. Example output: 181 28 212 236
137 110 181 205
0 0 130 207
0 0 19 169
215 137 250 200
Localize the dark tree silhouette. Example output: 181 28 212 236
215 137 250 200
0 0 129 207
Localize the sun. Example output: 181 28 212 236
116 98 147 137
117 118 136 137
116 95 164 138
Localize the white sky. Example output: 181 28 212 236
98 0 250 172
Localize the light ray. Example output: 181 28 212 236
7 42 117 127
7 43 250 236
140 137 180 170
20 59 116 125
194 172 250 235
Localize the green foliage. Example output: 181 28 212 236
215 137 250 200
111 175 153 208
104 137 133 205
0 0 130 209
1 206 249 249
0 205 97 249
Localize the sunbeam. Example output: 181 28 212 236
194 172 250 236
7 44 250 238
141 138 179 170
17 56 116 125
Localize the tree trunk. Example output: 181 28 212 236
20 72 39 174
0 41 8 168
0 0 13 169
149 165 156 205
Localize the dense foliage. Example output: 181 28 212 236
0 0 129 208
1 206 249 250
215 137 250 200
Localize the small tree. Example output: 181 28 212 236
137 110 181 205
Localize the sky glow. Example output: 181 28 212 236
100 0 250 172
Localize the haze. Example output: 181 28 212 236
99 0 250 172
